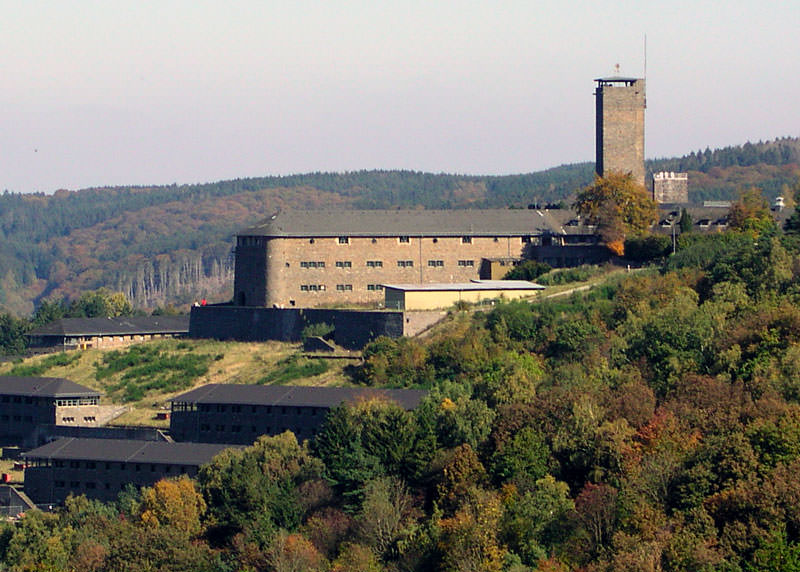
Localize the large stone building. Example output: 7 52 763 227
169 384 427 444
595 76 646 187
233 209 599 308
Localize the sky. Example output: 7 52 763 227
2 1 799 193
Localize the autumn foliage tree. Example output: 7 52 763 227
573 172 659 255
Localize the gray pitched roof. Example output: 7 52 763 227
0 376 100 398
23 438 235 465
240 209 576 238
170 384 427 410
27 316 189 338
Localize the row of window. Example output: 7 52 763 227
53 460 187 473
244 235 536 247
0 414 32 423
304 260 428 269
297 258 483 269
60 416 96 423
199 424 319 436
302 284 387 292
311 236 531 244
198 404 323 415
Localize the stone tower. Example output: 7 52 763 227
595 76 646 187
653 171 688 203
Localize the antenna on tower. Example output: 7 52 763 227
643 34 647 79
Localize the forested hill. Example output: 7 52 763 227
1 137 799 315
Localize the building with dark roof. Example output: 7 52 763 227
0 376 101 445
23 438 235 504
26 316 189 351
233 209 599 308
169 384 428 444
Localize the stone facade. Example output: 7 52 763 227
236 234 528 308
595 77 646 187
653 172 689 204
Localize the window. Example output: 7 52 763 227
86 482 96 489
300 261 325 268
399 236 410 243
336 284 353 291
300 284 325 292
397 260 414 268
338 237 350 244
462 236 472 244
366 260 383 268
55 480 65 488
458 260 475 267
521 236 532 244
231 405 242 413
335 261 352 268
427 260 444 267
367 284 384 291
232 425 241 433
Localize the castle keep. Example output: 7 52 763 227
595 76 646 186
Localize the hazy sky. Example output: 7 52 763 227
2 1 798 193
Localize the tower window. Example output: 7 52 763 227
338 237 350 244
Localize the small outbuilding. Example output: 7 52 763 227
383 280 545 311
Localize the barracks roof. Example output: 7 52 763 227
170 384 427 410
239 209 584 238
27 316 189 338
24 438 236 465
0 376 100 398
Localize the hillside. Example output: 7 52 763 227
6 228 800 569
0 338 355 426
1 137 798 315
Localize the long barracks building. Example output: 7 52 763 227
169 384 428 444
234 209 600 308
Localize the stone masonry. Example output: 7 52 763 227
595 77 646 187
653 171 689 204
